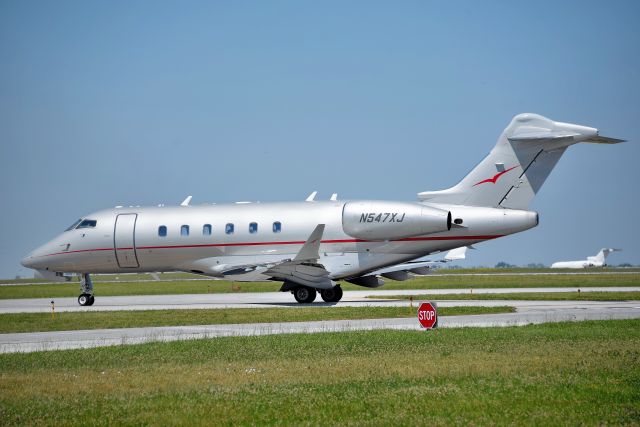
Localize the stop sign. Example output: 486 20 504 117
417 302 437 329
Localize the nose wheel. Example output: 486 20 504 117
78 273 95 306
78 293 95 306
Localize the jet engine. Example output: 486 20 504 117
342 201 451 240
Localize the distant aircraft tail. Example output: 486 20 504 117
587 248 622 265
418 113 624 209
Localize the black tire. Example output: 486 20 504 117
78 294 91 306
320 285 343 303
88 295 95 306
293 287 317 303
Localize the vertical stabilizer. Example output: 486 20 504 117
587 248 621 265
418 113 623 209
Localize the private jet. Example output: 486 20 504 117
551 248 622 269
21 113 624 305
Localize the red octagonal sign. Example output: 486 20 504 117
418 302 437 329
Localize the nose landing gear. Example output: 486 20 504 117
78 273 95 306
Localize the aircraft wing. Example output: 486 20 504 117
369 246 469 281
182 224 334 289
263 224 333 289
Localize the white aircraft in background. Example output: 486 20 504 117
551 248 622 269
21 113 624 305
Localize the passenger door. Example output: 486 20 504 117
114 214 139 268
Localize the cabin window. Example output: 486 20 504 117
181 225 189 236
203 224 212 235
158 226 167 237
77 219 97 229
273 221 282 233
249 222 258 234
225 223 234 234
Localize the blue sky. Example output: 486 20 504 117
1 1 638 277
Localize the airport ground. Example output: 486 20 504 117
1 269 639 425
1 321 638 425
1 270 639 299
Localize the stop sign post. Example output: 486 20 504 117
418 301 438 329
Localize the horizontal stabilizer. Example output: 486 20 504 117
508 131 580 142
584 136 625 144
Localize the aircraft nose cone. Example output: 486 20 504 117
21 254 36 269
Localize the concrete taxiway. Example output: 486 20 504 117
1 300 639 353
1 287 639 313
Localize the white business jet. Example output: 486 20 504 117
551 248 622 269
21 113 624 305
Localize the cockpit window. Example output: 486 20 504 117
65 219 83 231
77 219 97 229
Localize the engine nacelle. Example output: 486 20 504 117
342 201 451 240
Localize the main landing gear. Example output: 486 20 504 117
78 273 95 306
319 285 343 303
286 283 344 304
293 286 317 303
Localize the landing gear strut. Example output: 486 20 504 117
320 285 343 303
78 273 95 306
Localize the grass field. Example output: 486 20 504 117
0 306 513 334
1 272 638 299
0 319 638 425
370 291 640 301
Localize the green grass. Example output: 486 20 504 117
0 319 638 425
0 280 283 299
1 272 638 299
0 272 201 284
434 267 640 274
0 306 513 334
369 291 640 301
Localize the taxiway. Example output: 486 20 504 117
0 287 638 313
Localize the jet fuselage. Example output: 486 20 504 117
22 201 537 281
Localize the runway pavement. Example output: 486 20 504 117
1 300 639 353
1 287 639 313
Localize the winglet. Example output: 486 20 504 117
444 246 467 261
180 196 192 206
330 193 338 201
305 191 318 202
294 224 325 261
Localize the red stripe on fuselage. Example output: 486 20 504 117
39 235 504 258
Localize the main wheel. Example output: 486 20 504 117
78 293 92 306
88 295 95 306
320 285 343 303
293 287 317 303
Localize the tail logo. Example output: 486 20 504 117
473 165 519 186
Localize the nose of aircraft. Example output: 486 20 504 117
21 252 38 269
21 241 53 270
